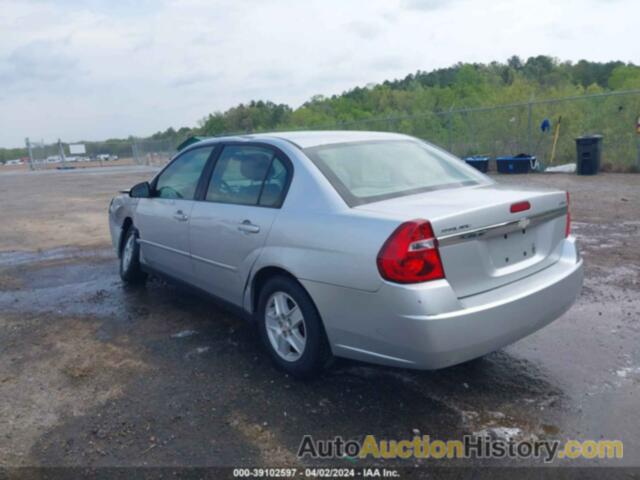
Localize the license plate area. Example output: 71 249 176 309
487 226 538 268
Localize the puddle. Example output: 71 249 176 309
0 244 639 466
0 247 113 268
616 367 640 378
172 329 198 339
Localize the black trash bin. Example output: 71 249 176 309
576 135 602 175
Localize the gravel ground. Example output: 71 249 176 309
0 168 638 474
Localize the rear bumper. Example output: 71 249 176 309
302 237 583 369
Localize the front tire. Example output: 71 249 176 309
257 276 331 378
119 227 147 284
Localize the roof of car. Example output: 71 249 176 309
200 130 412 150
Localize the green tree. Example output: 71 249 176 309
608 65 640 89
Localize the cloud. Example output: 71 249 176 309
168 72 219 88
43 0 162 17
0 0 638 147
401 0 457 11
346 21 383 39
0 39 79 91
368 55 407 71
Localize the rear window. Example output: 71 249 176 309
305 140 488 206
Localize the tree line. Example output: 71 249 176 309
2 56 639 166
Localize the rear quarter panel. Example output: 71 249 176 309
258 209 400 293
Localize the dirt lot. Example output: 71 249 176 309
0 157 140 174
0 167 638 473
0 166 154 252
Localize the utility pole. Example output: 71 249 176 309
447 107 454 153
636 115 640 171
25 137 35 171
58 139 66 169
527 96 533 155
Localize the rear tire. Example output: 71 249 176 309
119 226 147 285
257 276 331 378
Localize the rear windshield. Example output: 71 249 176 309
304 140 488 206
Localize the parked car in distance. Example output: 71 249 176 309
109 131 583 377
4 159 24 166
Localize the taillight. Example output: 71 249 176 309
377 219 445 284
565 191 571 237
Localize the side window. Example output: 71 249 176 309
206 145 287 206
259 157 288 207
155 147 214 200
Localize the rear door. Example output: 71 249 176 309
135 145 215 282
189 144 292 305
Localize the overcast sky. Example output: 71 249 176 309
0 0 637 148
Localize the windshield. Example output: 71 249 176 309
304 139 489 206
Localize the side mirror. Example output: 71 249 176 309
130 181 151 198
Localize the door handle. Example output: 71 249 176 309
173 210 189 222
238 220 260 234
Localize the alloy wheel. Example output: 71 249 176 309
265 291 307 362
122 234 136 271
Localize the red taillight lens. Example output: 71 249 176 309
510 201 531 213
565 191 571 237
377 219 445 284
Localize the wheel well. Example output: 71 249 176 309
250 266 331 357
251 266 299 314
119 217 133 256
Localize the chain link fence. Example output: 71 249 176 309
131 138 176 167
20 90 640 173
130 90 640 172
21 138 136 171
318 89 640 171
24 139 56 170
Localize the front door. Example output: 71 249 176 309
189 144 292 305
135 145 215 281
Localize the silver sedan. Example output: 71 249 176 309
109 131 583 377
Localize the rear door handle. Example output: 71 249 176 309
238 220 260 234
173 210 189 222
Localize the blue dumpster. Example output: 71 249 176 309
496 155 536 174
463 155 490 173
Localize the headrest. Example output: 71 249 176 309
240 153 270 181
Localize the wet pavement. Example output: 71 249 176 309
0 174 639 470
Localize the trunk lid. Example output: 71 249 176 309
357 184 569 297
